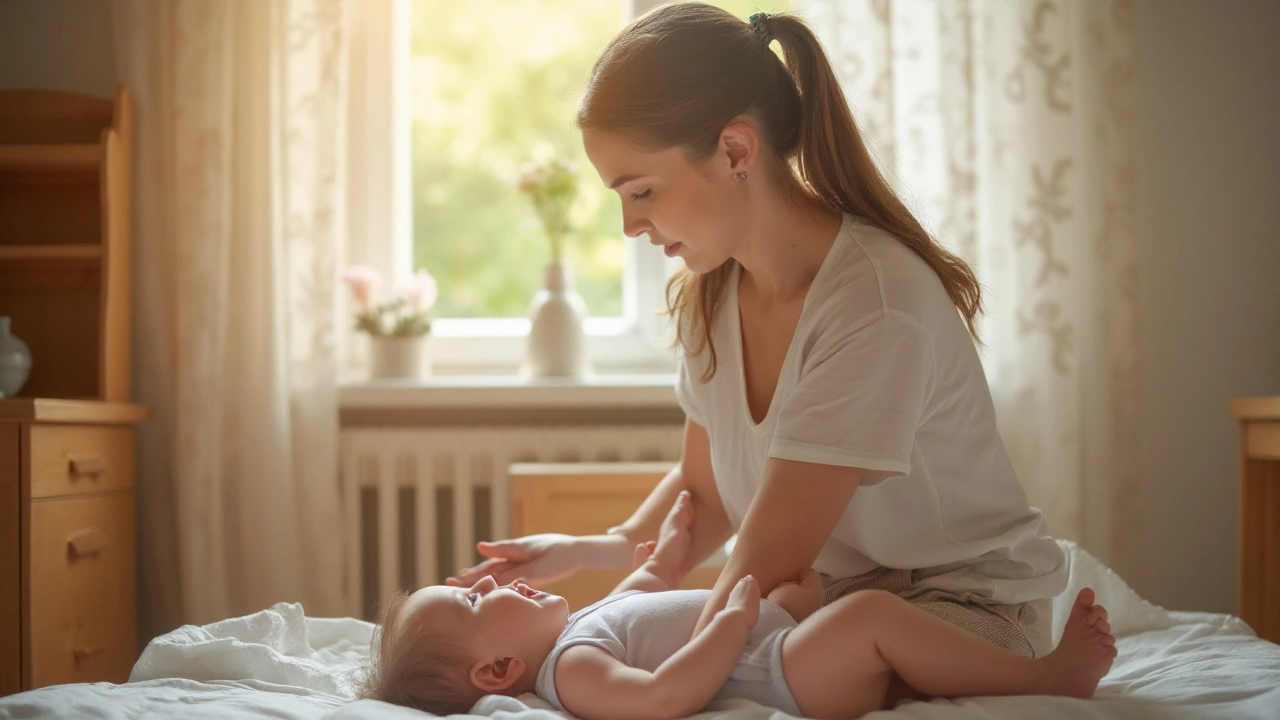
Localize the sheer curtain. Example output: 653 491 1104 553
797 0 1142 568
113 0 351 638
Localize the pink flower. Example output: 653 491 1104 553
342 265 381 310
403 269 438 313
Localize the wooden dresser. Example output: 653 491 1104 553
1230 395 1280 644
0 399 147 695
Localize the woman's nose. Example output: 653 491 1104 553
622 210 652 239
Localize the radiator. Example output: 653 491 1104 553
339 425 684 619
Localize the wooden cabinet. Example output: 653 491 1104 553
1230 396 1280 644
0 85 145 695
0 399 147 695
509 462 723 611
0 86 133 402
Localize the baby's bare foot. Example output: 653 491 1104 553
1043 588 1117 699
648 491 696 582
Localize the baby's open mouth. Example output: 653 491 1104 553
515 582 539 598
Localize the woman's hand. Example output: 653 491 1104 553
765 568 824 623
445 533 581 588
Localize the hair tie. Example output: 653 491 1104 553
748 12 772 45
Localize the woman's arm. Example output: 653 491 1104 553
447 419 733 587
554 576 760 720
691 457 863 636
607 419 734 573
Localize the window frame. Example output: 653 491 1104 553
344 0 674 378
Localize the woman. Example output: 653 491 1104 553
451 2 1066 662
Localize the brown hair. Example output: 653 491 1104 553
356 589 482 715
576 2 983 380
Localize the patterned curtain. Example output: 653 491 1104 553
797 0 1141 569
113 0 350 636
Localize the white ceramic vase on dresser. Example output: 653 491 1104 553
524 262 590 377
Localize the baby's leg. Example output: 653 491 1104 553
781 588 1115 719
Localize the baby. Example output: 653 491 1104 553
359 492 1116 719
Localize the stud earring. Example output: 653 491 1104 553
733 171 748 181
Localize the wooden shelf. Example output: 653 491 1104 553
0 144 101 172
0 86 132 402
0 245 102 262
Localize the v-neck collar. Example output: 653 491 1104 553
731 213 851 433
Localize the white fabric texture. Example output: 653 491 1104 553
795 0 1143 577
675 213 1065 605
2 541 1278 720
110 0 351 637
534 590 798 714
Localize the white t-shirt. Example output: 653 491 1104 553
674 213 1067 605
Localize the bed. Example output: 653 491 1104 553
2 541 1277 720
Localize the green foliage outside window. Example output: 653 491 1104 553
410 0 791 320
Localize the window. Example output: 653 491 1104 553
354 0 793 375
409 0 629 321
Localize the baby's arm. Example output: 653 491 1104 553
609 491 695 595
555 576 760 720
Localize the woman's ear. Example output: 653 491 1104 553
720 119 760 175
470 655 527 693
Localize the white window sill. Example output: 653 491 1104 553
339 372 679 412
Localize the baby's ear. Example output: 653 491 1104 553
470 656 527 693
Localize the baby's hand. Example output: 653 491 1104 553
634 490 696 588
721 575 760 630
766 569 823 623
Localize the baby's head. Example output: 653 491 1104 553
358 576 570 714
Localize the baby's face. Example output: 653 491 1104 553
406 577 570 661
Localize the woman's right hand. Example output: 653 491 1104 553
445 533 582 588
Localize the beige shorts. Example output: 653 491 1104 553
822 567 1053 659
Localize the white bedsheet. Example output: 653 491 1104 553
3 541 1277 720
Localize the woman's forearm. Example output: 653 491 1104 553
691 458 863 636
606 468 733 567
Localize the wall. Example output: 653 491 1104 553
2 0 1278 616
1130 0 1280 614
0 0 117 97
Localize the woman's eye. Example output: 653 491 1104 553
630 189 652 202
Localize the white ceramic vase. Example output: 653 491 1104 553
524 262 590 378
0 316 32 398
369 335 429 380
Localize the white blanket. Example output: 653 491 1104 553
3 541 1278 720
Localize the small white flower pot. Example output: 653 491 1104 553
369 335 429 380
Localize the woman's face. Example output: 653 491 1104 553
582 128 746 274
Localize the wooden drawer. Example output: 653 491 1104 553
29 425 134 499
28 493 136 687
0 474 18 695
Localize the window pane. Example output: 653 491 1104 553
410 0 626 319
409 1 791 321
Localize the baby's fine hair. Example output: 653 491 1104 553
356 589 482 715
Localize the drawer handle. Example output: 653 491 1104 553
67 527 109 558
73 644 108 662
67 454 109 479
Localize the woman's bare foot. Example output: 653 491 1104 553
1042 588 1118 699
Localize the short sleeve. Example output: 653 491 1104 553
673 352 707 427
770 311 933 479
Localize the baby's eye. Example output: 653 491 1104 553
467 593 478 606
630 189 652 202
